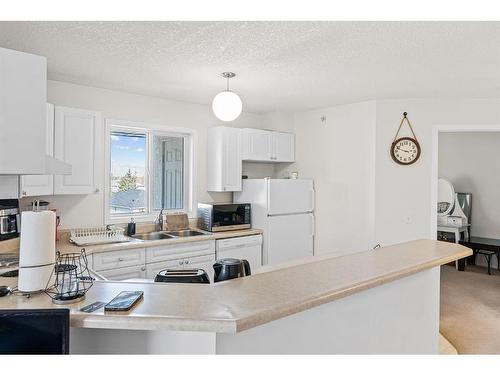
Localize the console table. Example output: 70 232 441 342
459 236 500 275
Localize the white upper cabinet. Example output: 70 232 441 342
207 127 242 192
54 106 102 195
0 47 47 174
20 104 55 197
241 128 273 161
273 132 295 162
241 128 295 162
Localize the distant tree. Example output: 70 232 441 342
118 169 137 192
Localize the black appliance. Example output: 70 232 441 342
155 268 210 284
0 199 19 241
197 203 251 232
213 258 251 283
0 308 70 354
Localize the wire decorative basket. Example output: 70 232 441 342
45 249 94 304
70 225 130 246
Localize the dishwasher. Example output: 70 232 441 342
215 235 263 271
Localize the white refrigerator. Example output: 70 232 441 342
234 178 315 266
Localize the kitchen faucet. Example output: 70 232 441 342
155 209 164 231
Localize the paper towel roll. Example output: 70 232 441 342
18 210 56 292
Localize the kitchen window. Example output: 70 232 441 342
105 120 196 223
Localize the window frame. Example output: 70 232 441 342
104 119 197 224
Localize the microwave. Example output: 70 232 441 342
197 203 251 232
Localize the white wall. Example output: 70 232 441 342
374 99 500 246
439 132 500 238
21 80 265 228
284 101 376 256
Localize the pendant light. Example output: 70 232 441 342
212 72 242 122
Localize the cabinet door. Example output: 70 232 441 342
273 132 295 162
146 240 215 264
241 129 273 161
53 106 102 195
19 103 55 197
99 264 146 281
207 127 242 192
222 127 242 191
92 248 146 272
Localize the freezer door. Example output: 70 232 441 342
267 179 314 215
266 213 314 265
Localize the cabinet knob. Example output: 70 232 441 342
118 257 124 262
179 260 184 265
94 188 100 193
185 259 190 264
21 191 27 196
141 266 146 271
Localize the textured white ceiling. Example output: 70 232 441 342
0 21 499 113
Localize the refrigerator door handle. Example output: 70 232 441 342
310 189 315 211
310 214 315 236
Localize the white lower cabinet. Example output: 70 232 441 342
93 240 216 282
99 264 146 281
92 248 146 272
146 240 215 264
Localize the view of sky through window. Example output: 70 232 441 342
110 131 147 214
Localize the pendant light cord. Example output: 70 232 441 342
226 76 229 91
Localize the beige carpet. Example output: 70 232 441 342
440 265 500 354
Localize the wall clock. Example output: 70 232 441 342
390 112 421 165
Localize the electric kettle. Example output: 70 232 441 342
213 258 251 283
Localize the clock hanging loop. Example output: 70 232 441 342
392 112 418 144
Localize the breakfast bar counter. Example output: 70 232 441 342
0 239 471 354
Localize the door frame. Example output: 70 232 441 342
430 124 500 239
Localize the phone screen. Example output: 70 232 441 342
104 291 143 311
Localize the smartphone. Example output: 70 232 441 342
104 291 144 312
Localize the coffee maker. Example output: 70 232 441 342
0 199 19 241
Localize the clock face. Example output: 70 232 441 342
391 137 421 165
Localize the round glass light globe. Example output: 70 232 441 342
212 90 242 122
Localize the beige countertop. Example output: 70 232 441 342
0 228 263 256
0 239 471 333
59 228 263 255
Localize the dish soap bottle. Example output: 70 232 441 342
127 218 136 236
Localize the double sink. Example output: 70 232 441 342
131 229 208 241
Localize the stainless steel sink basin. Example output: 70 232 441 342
165 230 208 237
131 232 175 241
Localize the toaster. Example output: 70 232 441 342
154 268 210 284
